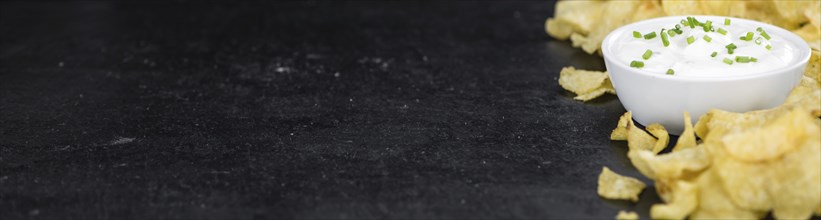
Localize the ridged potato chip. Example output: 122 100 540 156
672 112 696 152
689 167 766 219
773 0 813 24
615 210 639 220
610 111 631 141
661 0 703 16
645 123 669 154
698 0 747 17
598 166 647 202
651 180 697 220
558 67 615 101
545 1 606 40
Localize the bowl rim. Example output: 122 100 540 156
602 15 811 82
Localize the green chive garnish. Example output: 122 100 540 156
667 29 677 37
687 36 696 45
633 31 641 38
757 27 772 40
766 44 772 50
755 37 763 45
726 43 737 54
644 32 657 40
744 32 754 41
642 49 653 60
723 58 733 65
661 30 670 47
630 60 645 68
703 20 713 32
717 28 727 35
687 17 695 28
666 69 675 75
724 18 730 26
736 56 751 63
681 19 688 27
711 51 717 57
703 35 712 42
751 57 758 62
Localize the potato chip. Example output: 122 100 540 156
636 146 711 181
672 112 696 152
598 166 647 202
785 76 820 106
627 149 657 180
768 124 821 220
651 180 697 220
773 0 813 24
661 0 704 16
610 111 631 141
744 1 801 30
545 1 606 40
805 50 821 84
626 118 657 152
645 123 669 154
806 2 821 30
720 107 818 162
698 0 747 18
632 0 666 22
714 153 773 211
571 1 643 54
615 210 639 220
558 67 614 101
793 23 821 51
689 167 766 219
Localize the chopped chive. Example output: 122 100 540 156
724 18 730 26
736 56 751 63
726 43 737 54
692 17 702 26
644 32 657 40
723 58 733 65
751 57 758 62
703 20 713 32
675 24 681 30
759 29 771 40
744 32 754 41
667 29 677 37
755 37 763 45
661 30 670 47
642 49 653 60
711 51 717 57
666 69 675 75
687 17 695 28
687 36 696 45
674 28 683 34
739 36 746 40
766 44 772 50
633 31 641 38
630 60 645 68
681 19 688 27
760 31 771 40
717 28 727 35
703 35 712 42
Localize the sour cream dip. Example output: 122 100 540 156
612 16 800 78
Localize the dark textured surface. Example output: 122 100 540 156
0 1 663 219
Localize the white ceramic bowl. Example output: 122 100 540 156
602 16 811 135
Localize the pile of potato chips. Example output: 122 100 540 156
547 0 821 219
546 0 820 55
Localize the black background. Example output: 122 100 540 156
0 1 684 219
